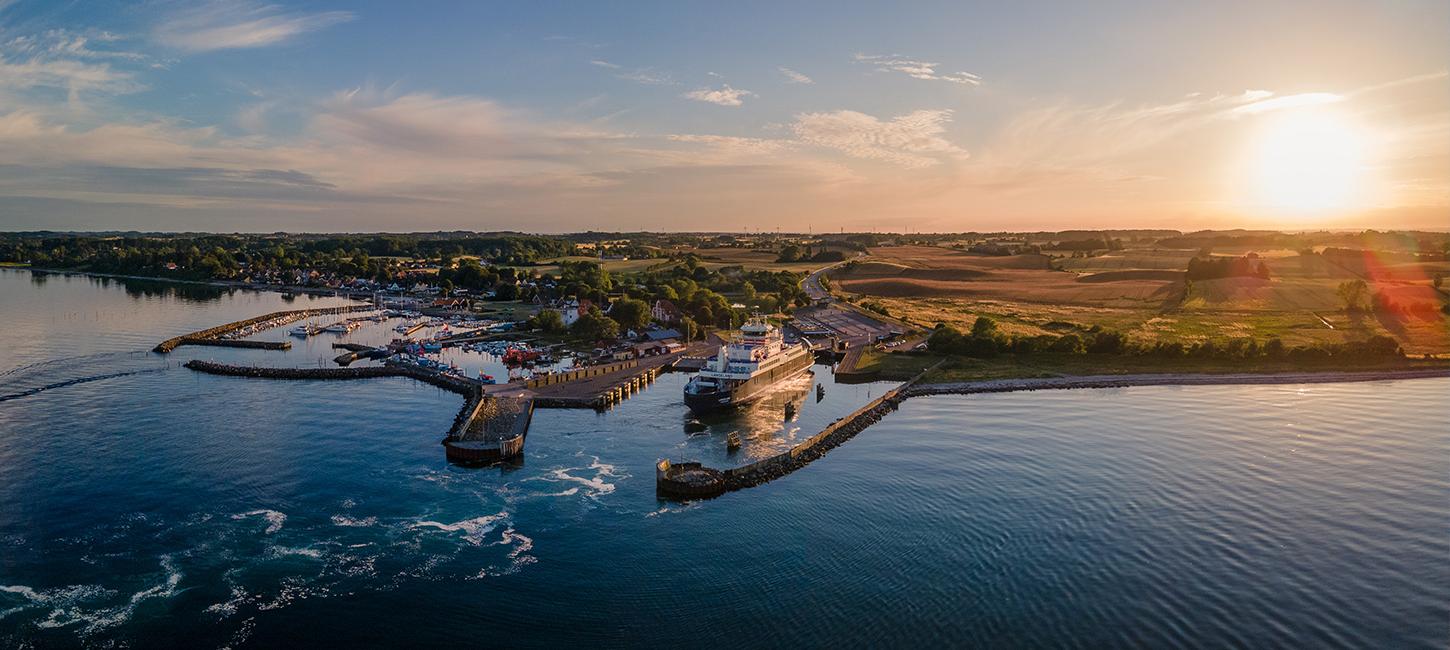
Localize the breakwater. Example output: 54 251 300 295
443 396 535 464
181 359 541 465
154 305 373 353
903 368 1450 398
182 359 479 396
657 365 929 499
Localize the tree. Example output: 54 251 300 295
439 279 454 296
776 244 802 263
572 307 620 341
1049 333 1086 355
1337 279 1368 312
609 297 651 332
927 325 963 353
529 309 565 333
679 316 700 343
494 282 520 301
971 316 998 338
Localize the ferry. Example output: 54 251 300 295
683 317 813 414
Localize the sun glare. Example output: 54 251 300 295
1250 110 1370 213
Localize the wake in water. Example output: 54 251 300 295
0 350 173 403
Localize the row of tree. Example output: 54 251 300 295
928 317 1404 361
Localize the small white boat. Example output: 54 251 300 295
289 324 313 337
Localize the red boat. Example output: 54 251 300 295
502 348 542 365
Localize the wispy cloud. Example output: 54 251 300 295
1231 92 1343 115
589 59 674 85
778 67 813 84
792 109 968 167
854 53 981 85
683 85 754 107
154 2 354 52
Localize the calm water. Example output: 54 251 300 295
1 269 1447 648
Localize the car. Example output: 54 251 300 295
914 343 928 351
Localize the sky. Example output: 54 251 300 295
0 0 1445 233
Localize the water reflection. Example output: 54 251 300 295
680 370 818 461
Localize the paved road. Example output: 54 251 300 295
795 258 897 347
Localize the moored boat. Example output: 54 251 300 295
683 317 813 414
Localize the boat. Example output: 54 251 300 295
422 341 442 352
478 372 497 385
726 432 742 451
323 322 351 333
289 324 313 337
683 317 814 414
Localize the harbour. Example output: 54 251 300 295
1 269 1447 648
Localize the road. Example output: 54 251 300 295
794 259 896 348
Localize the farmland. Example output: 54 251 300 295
831 244 1450 356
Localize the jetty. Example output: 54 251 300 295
154 305 373 353
656 363 934 499
442 396 535 464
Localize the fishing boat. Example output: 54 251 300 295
683 317 813 414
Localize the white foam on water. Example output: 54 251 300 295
329 514 378 528
408 511 509 546
31 555 184 637
231 509 286 534
645 501 701 518
267 546 325 560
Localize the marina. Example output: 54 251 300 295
2 269 1447 648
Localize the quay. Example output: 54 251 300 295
154 305 373 353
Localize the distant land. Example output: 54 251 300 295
5 228 1447 386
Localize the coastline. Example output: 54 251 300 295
907 367 1450 398
13 266 368 298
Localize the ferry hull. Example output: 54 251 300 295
684 348 814 415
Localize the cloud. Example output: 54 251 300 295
791 109 968 167
683 85 754 107
854 53 981 85
589 59 674 85
0 54 139 96
1231 92 1344 115
778 67 813 84
154 2 354 52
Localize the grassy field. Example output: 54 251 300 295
833 245 1450 356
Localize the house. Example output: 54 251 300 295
644 328 682 342
651 299 683 324
560 298 594 326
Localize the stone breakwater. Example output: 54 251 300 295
180 359 537 465
657 369 923 499
154 305 372 353
182 359 479 396
903 368 1450 398
657 365 1450 499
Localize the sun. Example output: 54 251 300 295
1250 110 1369 213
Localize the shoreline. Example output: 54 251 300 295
10 266 371 299
907 367 1450 397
